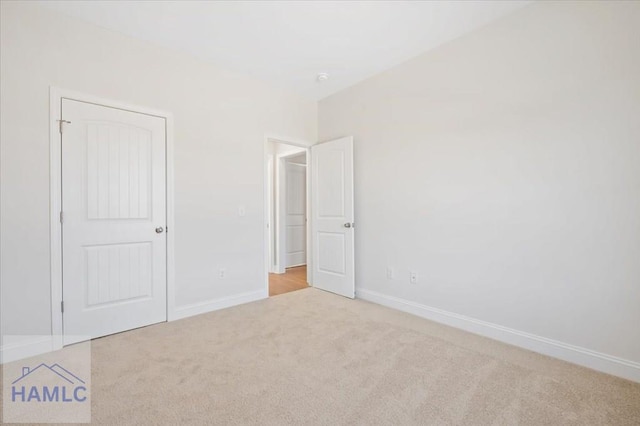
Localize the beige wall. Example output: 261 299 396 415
3 0 639 378
319 1 640 366
0 2 316 339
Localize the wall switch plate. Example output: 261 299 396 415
238 205 246 217
386 267 394 279
410 271 417 284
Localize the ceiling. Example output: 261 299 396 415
38 1 530 100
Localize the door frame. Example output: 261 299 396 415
263 135 313 293
49 87 175 350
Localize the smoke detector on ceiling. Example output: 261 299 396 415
316 73 329 83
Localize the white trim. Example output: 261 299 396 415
165 116 177 322
49 87 175 349
357 289 640 383
263 137 272 291
265 153 276 274
50 89 63 343
0 336 56 364
275 153 287 274
171 290 267 321
305 142 312 286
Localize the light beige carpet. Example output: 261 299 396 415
3 288 640 425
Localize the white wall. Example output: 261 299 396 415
0 2 316 342
319 1 640 376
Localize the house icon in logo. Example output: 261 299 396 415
11 363 88 403
12 364 86 386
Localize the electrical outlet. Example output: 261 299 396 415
410 271 417 284
219 268 226 279
386 267 394 280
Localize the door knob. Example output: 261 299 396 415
155 227 164 234
344 223 352 228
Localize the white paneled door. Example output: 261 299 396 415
285 161 307 267
311 137 355 298
61 99 167 345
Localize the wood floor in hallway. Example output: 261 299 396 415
269 265 308 296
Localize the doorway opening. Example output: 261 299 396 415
266 139 310 296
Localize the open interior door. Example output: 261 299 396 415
310 136 354 298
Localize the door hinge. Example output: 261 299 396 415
61 301 64 313
60 211 64 224
58 119 71 134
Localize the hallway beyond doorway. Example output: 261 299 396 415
269 266 308 296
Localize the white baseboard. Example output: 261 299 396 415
357 289 640 383
170 289 267 321
0 335 57 364
2 291 266 364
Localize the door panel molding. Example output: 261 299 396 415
49 87 175 349
311 136 355 298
